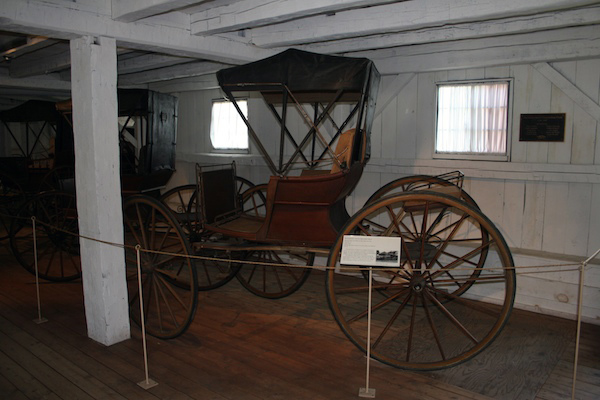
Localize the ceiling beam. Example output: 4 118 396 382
301 5 600 54
0 67 70 91
0 0 275 65
8 45 71 78
117 53 193 74
191 0 398 35
361 26 600 75
1 37 60 58
112 0 204 22
249 0 600 47
119 60 228 85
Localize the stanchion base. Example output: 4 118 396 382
359 387 376 398
137 379 158 389
33 317 48 324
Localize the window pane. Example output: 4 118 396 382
210 100 248 150
436 82 508 155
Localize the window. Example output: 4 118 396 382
435 81 510 160
210 99 248 151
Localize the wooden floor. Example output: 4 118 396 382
0 243 598 400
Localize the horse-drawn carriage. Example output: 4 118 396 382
3 89 179 281
4 49 516 372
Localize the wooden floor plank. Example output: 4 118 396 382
0 350 61 400
0 302 161 400
0 373 29 400
0 329 93 400
0 246 598 400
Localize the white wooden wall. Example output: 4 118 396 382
164 58 600 324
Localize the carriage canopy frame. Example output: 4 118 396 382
217 49 380 176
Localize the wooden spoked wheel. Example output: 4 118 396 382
366 175 480 209
365 175 486 297
235 183 313 299
9 191 81 281
186 178 265 291
236 250 314 299
193 246 241 291
0 172 25 241
326 192 515 371
160 184 201 238
123 195 198 339
239 184 267 217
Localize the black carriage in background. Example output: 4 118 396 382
3 89 180 283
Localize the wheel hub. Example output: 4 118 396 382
409 273 429 293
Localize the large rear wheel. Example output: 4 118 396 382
326 192 515 371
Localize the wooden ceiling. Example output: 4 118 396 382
1 0 599 109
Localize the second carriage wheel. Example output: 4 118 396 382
326 192 515 371
123 195 198 339
236 250 314 299
9 191 81 281
365 175 487 298
160 184 201 238
190 180 266 291
366 174 480 208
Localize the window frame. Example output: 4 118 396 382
433 78 513 162
209 98 250 154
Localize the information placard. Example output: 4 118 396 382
340 235 402 267
519 113 565 142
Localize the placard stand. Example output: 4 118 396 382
31 217 48 324
135 245 158 390
358 267 376 398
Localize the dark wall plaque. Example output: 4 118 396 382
519 113 565 142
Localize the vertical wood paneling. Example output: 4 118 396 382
570 60 599 164
416 73 435 159
510 65 529 162
349 171 380 214
542 182 569 254
395 77 417 159
501 180 525 248
526 67 552 163
521 181 546 250
446 69 467 81
484 66 510 79
380 94 398 160
548 84 573 164
467 179 504 225
588 183 600 256
564 183 592 256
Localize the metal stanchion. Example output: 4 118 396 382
571 247 600 400
31 216 48 324
135 244 158 389
359 267 376 398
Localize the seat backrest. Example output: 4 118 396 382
197 166 238 224
330 129 356 174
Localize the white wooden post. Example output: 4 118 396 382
70 36 130 345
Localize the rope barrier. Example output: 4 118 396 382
0 208 593 275
1 206 598 399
